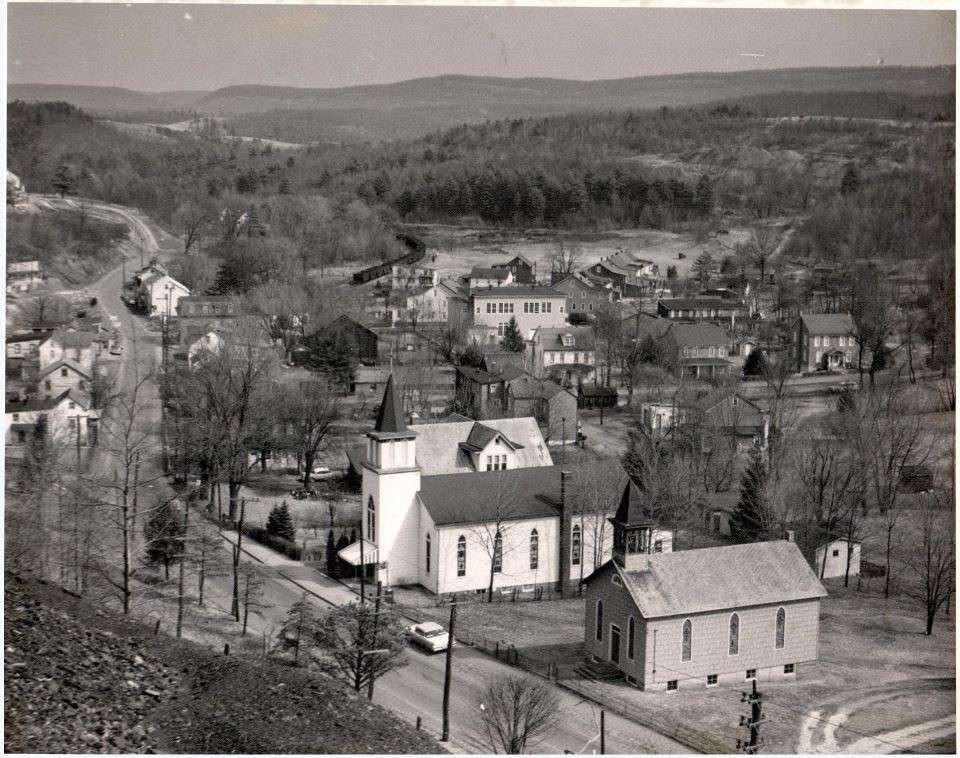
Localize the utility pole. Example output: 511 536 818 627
231 498 247 621
367 581 383 701
441 601 457 742
600 709 606 755
131 451 140 529
738 679 764 754
73 414 82 466
358 536 367 604
561 417 566 464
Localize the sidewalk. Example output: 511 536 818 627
217 528 359 606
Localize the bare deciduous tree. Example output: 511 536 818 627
905 490 955 635
477 675 560 754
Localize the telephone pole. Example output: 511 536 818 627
600 709 606 755
367 581 383 701
737 679 764 753
441 601 457 742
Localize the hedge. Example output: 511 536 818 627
240 523 303 561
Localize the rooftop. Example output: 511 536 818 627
470 267 511 280
611 540 828 619
800 312 856 336
534 326 596 350
408 417 553 474
472 285 563 299
666 322 730 347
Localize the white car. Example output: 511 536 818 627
408 621 450 653
310 466 334 480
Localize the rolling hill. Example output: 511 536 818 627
10 65 955 143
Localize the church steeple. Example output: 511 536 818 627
373 374 408 435
366 375 417 470
610 481 655 570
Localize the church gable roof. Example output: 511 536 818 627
407 417 552 474
605 541 827 619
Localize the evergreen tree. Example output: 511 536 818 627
246 206 264 237
731 447 770 542
691 251 715 287
742 349 767 377
279 592 319 667
638 334 660 364
52 164 74 197
500 317 524 352
336 533 351 578
694 174 714 216
840 163 862 195
326 529 339 577
278 178 292 195
266 501 296 542
302 328 359 391
144 500 184 579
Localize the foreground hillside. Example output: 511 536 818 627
4 575 441 754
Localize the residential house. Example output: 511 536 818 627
492 255 535 284
504 373 578 444
187 328 227 369
6 389 100 448
527 326 597 389
309 314 379 364
814 537 861 580
584 251 661 297
584 536 827 690
640 389 769 450
387 279 461 325
660 323 733 379
38 359 92 399
554 274 615 316
343 377 667 596
6 330 53 360
469 267 514 290
467 285 568 345
6 260 43 294
38 329 103 374
139 272 190 318
657 295 749 328
793 313 856 373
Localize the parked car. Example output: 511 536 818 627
290 488 322 500
407 621 450 653
310 466 334 480
110 344 123 356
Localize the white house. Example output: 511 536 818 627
38 329 103 374
468 285 568 345
814 537 861 580
187 329 226 368
391 264 440 290
38 359 92 399
6 389 100 447
342 376 669 597
469 267 514 290
141 273 190 318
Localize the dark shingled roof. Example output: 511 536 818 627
612 480 656 526
800 313 856 336
666 322 730 347
372 375 410 436
470 267 511 280
607 540 828 619
472 285 563 298
417 467 564 526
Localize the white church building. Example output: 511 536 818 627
341 376 670 597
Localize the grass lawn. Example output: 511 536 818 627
425 577 955 753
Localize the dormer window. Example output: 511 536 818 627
561 334 575 348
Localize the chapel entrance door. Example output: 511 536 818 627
610 625 621 664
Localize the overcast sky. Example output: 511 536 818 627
7 3 956 92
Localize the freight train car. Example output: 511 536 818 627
351 233 427 285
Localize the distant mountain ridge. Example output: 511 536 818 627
10 65 955 142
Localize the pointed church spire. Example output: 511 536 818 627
374 374 407 434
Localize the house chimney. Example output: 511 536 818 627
557 470 573 598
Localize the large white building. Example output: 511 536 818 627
467 285 568 345
343 376 669 597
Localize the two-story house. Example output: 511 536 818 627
554 274 615 316
793 313 856 373
38 329 104 374
584 528 827 691
391 264 440 290
660 323 733 379
6 388 100 448
467 286 568 345
38 359 92 399
527 326 597 389
6 260 43 294
640 389 769 451
492 255 535 284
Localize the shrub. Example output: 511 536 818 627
241 523 302 561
